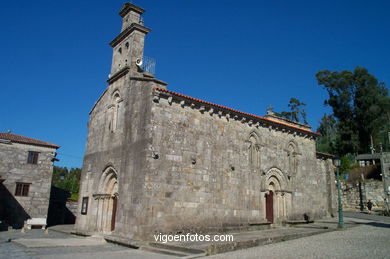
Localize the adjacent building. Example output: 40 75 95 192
0 132 59 228
75 3 336 240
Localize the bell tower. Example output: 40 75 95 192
109 2 150 77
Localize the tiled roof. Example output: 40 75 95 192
154 87 320 137
0 132 60 149
316 151 335 159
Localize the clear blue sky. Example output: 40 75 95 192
1 0 389 168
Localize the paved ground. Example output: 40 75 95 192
207 223 390 259
208 213 390 259
12 236 106 248
0 230 173 259
1 213 388 259
150 216 371 254
344 211 390 223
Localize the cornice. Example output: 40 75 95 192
130 76 168 86
153 87 320 139
109 23 151 48
119 3 145 17
107 66 130 85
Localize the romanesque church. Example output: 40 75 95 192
75 2 336 240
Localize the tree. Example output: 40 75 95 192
52 166 81 199
275 97 308 124
316 113 337 154
288 98 308 124
316 67 390 154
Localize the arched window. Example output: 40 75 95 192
248 133 260 167
287 142 298 174
109 92 121 133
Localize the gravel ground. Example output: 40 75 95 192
207 223 390 259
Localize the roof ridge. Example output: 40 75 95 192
0 132 60 149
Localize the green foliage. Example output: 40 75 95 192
316 113 337 154
340 154 356 173
275 97 308 124
316 66 390 154
52 166 81 197
70 193 79 201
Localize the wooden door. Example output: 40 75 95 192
111 197 117 231
266 191 274 223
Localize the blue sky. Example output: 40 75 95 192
1 0 389 168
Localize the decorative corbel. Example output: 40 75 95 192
153 94 160 103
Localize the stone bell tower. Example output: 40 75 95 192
75 2 167 238
109 2 150 77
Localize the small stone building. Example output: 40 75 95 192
75 3 336 240
0 132 59 228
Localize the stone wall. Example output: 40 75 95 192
66 200 78 217
76 75 336 240
0 142 56 228
133 91 336 238
341 180 386 210
75 71 168 237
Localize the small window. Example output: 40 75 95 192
15 183 30 196
81 197 89 215
27 151 39 164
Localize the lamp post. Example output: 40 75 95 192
334 158 344 228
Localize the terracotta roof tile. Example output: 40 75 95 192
154 87 320 137
0 132 60 149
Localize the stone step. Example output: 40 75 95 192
140 246 190 257
149 241 206 255
140 245 206 258
283 220 314 225
190 222 271 234
103 234 144 249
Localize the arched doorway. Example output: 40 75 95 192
265 190 274 223
94 166 118 234
263 168 291 223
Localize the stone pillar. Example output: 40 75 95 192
96 198 103 231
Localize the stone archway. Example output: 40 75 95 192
94 166 118 234
263 168 291 223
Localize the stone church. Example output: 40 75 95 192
75 2 336 240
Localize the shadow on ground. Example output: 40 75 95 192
356 221 390 229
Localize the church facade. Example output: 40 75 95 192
75 3 336 240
